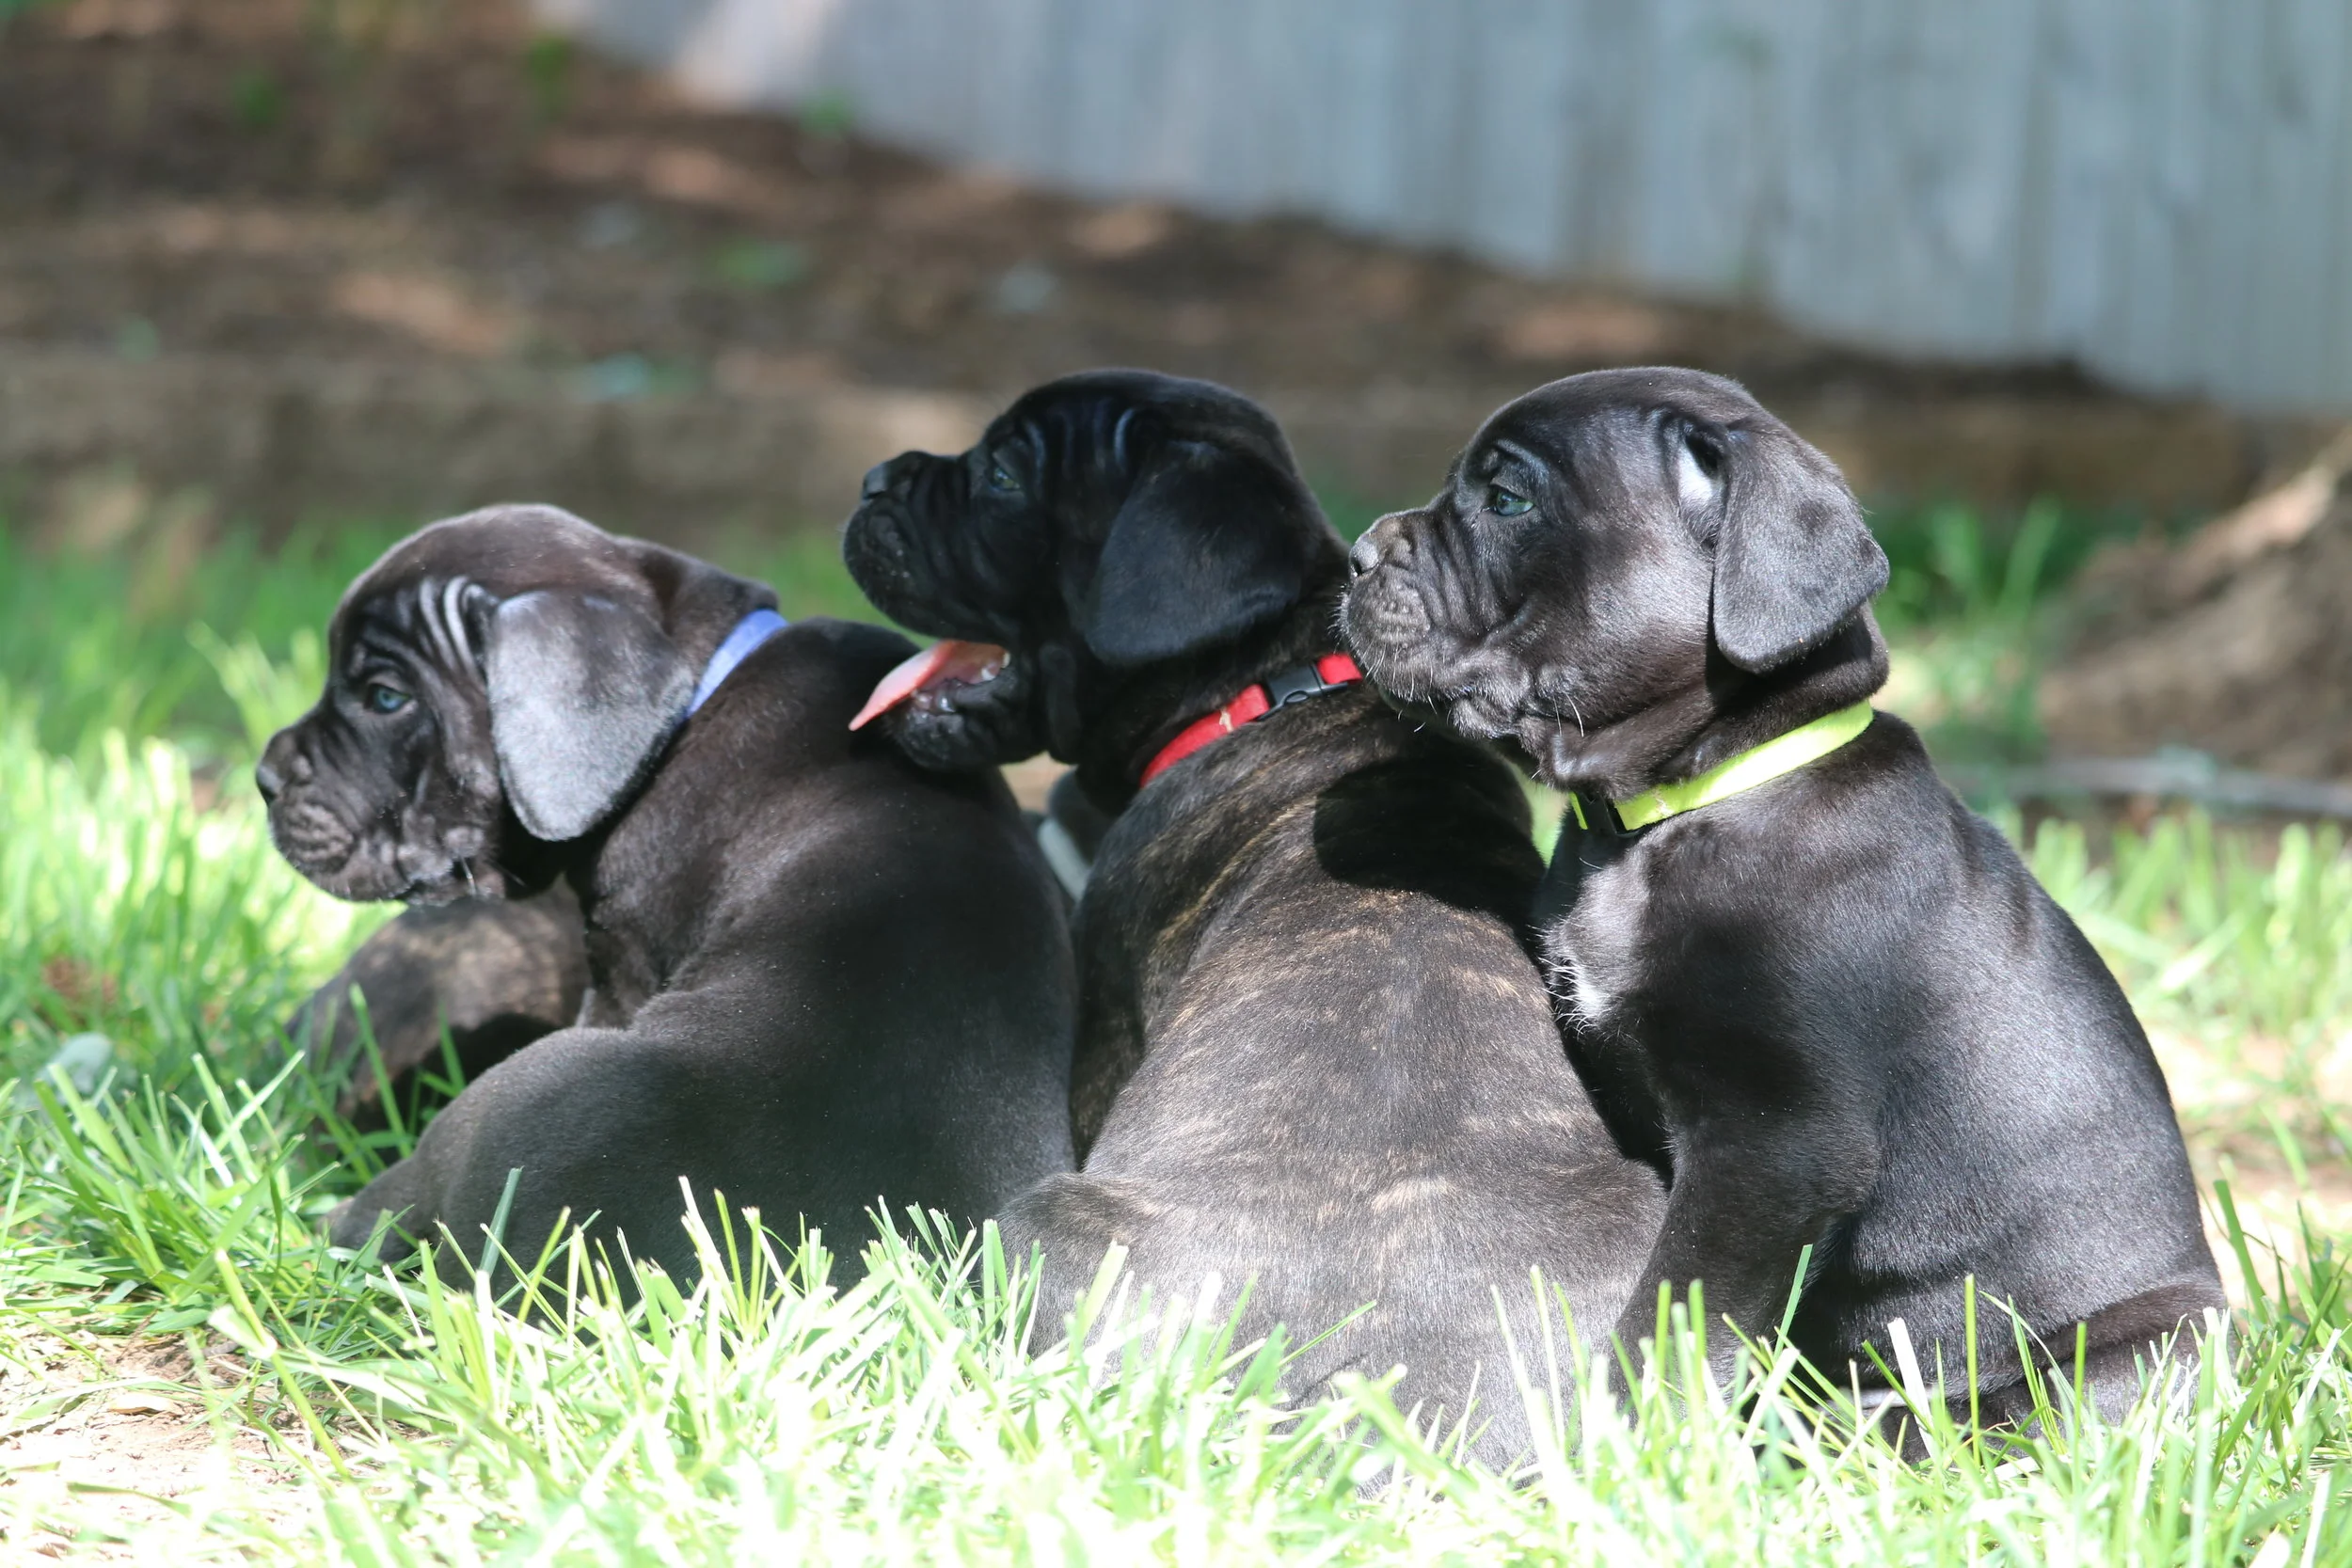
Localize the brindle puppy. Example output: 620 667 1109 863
259 504 1074 1285
844 370 1664 1466
1342 367 2223 1430
288 887 587 1129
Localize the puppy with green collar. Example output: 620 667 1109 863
1343 368 2223 1433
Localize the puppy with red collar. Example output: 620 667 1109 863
844 370 1664 1465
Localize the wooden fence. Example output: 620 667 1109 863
538 0 2352 414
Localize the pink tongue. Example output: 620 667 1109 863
849 640 1009 730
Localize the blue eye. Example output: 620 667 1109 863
987 459 1021 494
1486 483 1533 517
366 683 412 714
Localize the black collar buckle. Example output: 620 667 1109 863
1263 662 1345 711
1567 789 1635 839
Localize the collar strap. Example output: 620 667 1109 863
1139 653 1363 787
686 608 789 716
1567 701 1875 834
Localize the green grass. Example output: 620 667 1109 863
1869 497 2172 769
4 505 2352 1560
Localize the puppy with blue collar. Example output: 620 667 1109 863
260 503 1075 1286
1343 369 2223 1435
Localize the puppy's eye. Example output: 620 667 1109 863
1486 483 1534 517
364 683 412 715
987 460 1021 494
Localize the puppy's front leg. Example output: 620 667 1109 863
1613 1120 1879 1388
289 886 589 1126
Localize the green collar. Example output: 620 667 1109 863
1567 702 1875 834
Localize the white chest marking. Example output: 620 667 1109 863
1548 851 1651 1031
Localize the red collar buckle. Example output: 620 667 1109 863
1138 653 1362 787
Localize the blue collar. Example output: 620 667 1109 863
686 608 788 716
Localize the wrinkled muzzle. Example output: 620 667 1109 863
1341 510 1449 696
843 454 1054 770
256 709 502 905
1340 507 1544 746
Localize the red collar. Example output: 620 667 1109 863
1138 653 1363 787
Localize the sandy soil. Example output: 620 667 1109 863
0 1327 315 1556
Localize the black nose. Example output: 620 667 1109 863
860 462 895 501
254 757 284 802
1347 533 1383 578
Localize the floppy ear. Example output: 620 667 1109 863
1075 438 1326 666
1709 426 1889 673
485 591 694 841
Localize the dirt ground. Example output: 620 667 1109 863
2043 436 2352 777
0 0 2309 538
0 1326 313 1555
0 1 2148 408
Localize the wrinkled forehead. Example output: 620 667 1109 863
1459 393 1655 499
983 386 1143 475
332 569 488 679
345 510 617 599
1465 372 1763 483
988 375 1290 472
329 512 626 665
338 533 452 627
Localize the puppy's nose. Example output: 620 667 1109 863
1350 513 1415 578
860 461 895 501
256 729 300 804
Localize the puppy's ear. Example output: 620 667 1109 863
1075 439 1325 666
485 591 694 841
1708 425 1889 673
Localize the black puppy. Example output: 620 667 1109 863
259 504 1074 1284
1342 367 2223 1427
844 370 1664 1465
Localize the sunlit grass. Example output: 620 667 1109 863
0 696 388 1087
3 501 2350 1560
2 1031 2347 1561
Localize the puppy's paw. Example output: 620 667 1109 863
885 655 1049 771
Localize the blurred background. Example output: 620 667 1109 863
6 0 2351 772
4 0 2352 1272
